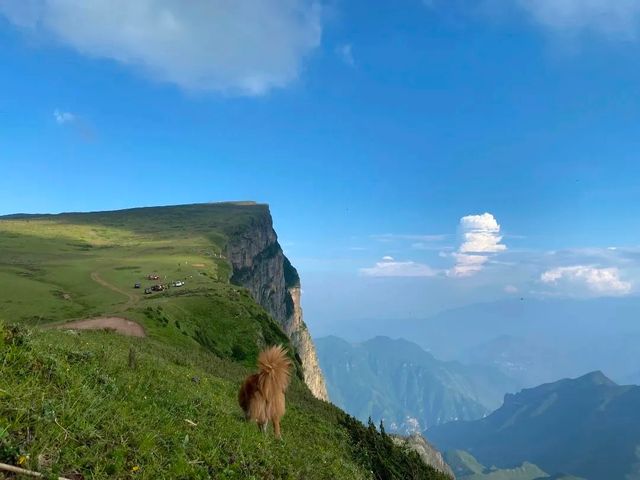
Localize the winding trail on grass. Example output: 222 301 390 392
90 271 139 310
57 317 146 337
48 272 147 337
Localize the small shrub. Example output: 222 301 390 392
1 323 31 348
0 431 20 464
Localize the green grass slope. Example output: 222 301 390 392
1 324 363 479
0 203 450 479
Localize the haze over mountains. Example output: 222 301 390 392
317 329 640 479
316 336 519 433
320 297 640 388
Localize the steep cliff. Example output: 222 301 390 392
227 207 329 401
393 434 455 479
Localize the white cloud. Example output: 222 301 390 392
515 0 640 39
0 0 322 95
541 265 632 296
459 213 506 254
336 43 354 67
450 253 489 277
449 213 506 277
412 242 453 251
53 109 75 125
504 284 519 293
360 256 438 277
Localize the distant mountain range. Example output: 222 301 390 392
428 371 640 480
327 297 640 388
316 336 520 433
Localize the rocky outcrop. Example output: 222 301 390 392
226 208 329 401
282 285 328 401
392 434 455 479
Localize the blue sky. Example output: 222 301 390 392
1 1 640 334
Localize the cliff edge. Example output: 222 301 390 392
227 207 329 401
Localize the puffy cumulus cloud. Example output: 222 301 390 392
360 256 438 278
449 253 488 277
459 213 506 254
53 109 75 124
0 0 322 95
515 0 640 39
449 213 506 277
541 265 632 296
504 284 519 293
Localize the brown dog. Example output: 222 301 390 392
238 345 292 439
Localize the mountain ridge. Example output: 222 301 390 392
428 371 640 480
316 335 520 433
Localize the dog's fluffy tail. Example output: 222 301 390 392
257 345 292 401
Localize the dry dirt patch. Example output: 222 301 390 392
58 317 145 337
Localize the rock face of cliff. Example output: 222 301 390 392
227 208 329 401
392 434 455 479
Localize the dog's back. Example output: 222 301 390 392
238 345 292 438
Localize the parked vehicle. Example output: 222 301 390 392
144 288 153 294
173 280 184 287
148 274 160 280
134 283 141 289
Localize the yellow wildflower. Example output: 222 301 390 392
131 465 140 473
17 454 29 465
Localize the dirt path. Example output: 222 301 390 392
57 317 146 337
90 271 139 310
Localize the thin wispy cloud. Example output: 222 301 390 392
360 256 438 277
372 233 450 242
0 0 322 96
336 43 355 67
449 213 506 277
412 242 454 251
371 233 451 252
423 0 640 41
53 109 75 125
515 0 640 39
52 109 96 141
